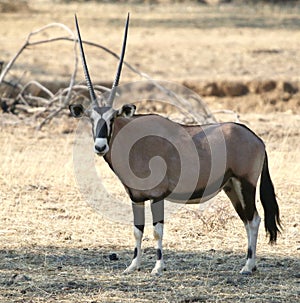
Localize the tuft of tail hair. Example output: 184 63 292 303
260 151 281 244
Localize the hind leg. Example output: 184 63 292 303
241 211 261 274
224 178 261 274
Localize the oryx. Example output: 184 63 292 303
70 14 281 275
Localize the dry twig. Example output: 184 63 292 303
0 22 216 129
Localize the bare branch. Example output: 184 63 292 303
0 23 75 84
19 80 54 99
0 22 217 129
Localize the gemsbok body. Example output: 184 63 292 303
70 14 281 275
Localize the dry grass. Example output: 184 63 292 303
1 0 300 85
0 108 299 303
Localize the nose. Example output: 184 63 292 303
94 138 109 155
95 144 106 153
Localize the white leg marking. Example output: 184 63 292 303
151 222 164 275
240 212 261 274
123 226 143 274
232 178 246 209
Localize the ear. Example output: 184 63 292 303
69 104 84 118
117 104 136 117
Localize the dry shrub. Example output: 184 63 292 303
176 199 236 234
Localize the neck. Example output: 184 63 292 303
103 115 133 169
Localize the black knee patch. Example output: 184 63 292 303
247 247 253 259
133 247 138 259
156 248 162 260
153 220 164 226
135 225 144 232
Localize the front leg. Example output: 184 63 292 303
123 202 145 274
151 200 164 275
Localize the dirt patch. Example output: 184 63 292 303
184 79 299 97
183 79 300 113
0 246 299 302
0 0 32 13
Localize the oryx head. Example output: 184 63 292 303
69 14 136 156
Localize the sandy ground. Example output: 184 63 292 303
0 1 299 302
1 1 300 84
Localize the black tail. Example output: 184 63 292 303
260 151 281 244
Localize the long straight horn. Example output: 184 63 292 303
107 13 130 106
75 15 97 105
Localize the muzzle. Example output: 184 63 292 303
94 138 109 155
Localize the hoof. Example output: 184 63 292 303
122 269 131 275
123 266 139 275
151 267 163 276
241 270 252 276
240 266 257 275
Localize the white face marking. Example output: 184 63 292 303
90 110 102 137
94 138 109 155
90 107 115 155
101 108 115 120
